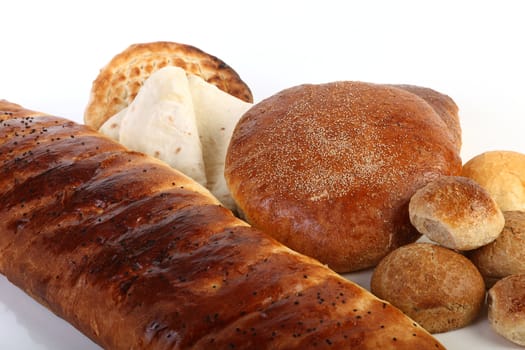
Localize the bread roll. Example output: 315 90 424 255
469 211 525 286
462 150 525 212
84 41 253 130
409 176 504 250
0 101 446 349
225 81 462 272
488 274 525 346
371 243 486 334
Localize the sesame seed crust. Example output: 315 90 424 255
225 81 462 272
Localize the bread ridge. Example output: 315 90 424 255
0 100 445 349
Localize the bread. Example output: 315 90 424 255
409 176 504 250
225 81 462 273
462 150 525 212
488 274 525 346
101 66 252 210
371 243 486 334
389 84 461 152
0 101 446 349
469 211 525 287
84 41 253 130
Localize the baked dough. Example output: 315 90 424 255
225 81 462 272
488 274 525 346
84 41 253 130
469 211 525 286
98 66 252 210
409 176 504 250
371 243 486 334
0 100 446 350
462 150 525 212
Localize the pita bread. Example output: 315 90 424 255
118 67 207 187
99 67 252 209
85 41 253 130
188 74 252 209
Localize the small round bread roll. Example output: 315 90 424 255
371 242 486 334
409 176 504 250
462 150 525 212
469 211 525 287
225 81 462 272
488 274 525 346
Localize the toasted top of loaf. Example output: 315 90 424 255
84 41 253 130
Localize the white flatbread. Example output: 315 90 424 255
188 74 253 209
118 67 207 186
97 66 252 210
99 107 126 141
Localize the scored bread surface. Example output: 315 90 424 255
0 100 445 349
84 41 253 130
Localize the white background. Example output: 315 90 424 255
1 1 524 349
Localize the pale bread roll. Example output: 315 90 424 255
488 274 525 346
409 176 505 250
85 41 253 130
462 150 525 212
371 242 486 334
469 211 525 287
118 66 207 186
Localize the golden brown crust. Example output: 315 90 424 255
84 41 253 129
488 274 525 346
409 176 504 250
225 81 462 273
469 211 525 286
462 151 525 212
0 101 445 350
371 243 486 334
391 85 461 151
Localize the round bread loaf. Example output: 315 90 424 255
389 84 462 152
462 150 525 212
488 274 525 346
225 81 462 272
409 176 504 250
469 211 525 287
370 243 486 334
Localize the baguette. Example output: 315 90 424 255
0 100 445 349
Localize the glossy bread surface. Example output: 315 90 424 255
0 101 444 349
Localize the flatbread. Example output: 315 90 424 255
188 74 252 209
99 67 252 209
85 41 253 130
118 67 207 187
